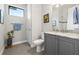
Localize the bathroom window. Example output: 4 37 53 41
9 6 24 17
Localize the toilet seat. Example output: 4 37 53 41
33 39 44 45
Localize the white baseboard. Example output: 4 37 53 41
0 46 5 55
13 40 27 45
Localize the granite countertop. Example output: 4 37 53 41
45 31 79 39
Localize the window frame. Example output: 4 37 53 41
8 5 24 17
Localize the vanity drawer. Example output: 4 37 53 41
56 35 75 43
44 33 56 39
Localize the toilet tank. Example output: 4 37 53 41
38 32 44 40
41 32 44 40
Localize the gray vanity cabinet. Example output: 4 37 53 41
44 33 58 55
44 33 76 55
58 37 75 55
75 39 79 55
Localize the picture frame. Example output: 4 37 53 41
43 13 49 23
0 9 4 24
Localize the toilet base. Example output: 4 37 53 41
36 46 41 53
33 39 44 53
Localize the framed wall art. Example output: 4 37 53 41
43 13 49 23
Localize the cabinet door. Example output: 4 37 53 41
75 40 79 55
45 33 58 55
59 39 75 55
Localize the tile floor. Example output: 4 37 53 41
3 43 44 55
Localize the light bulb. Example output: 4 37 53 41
55 4 59 8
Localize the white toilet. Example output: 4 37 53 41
33 32 44 53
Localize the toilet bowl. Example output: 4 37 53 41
33 32 44 53
33 39 44 53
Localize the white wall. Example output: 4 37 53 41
0 4 5 54
4 4 27 45
42 4 53 32
26 4 42 46
32 4 42 41
26 4 32 45
52 7 60 31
